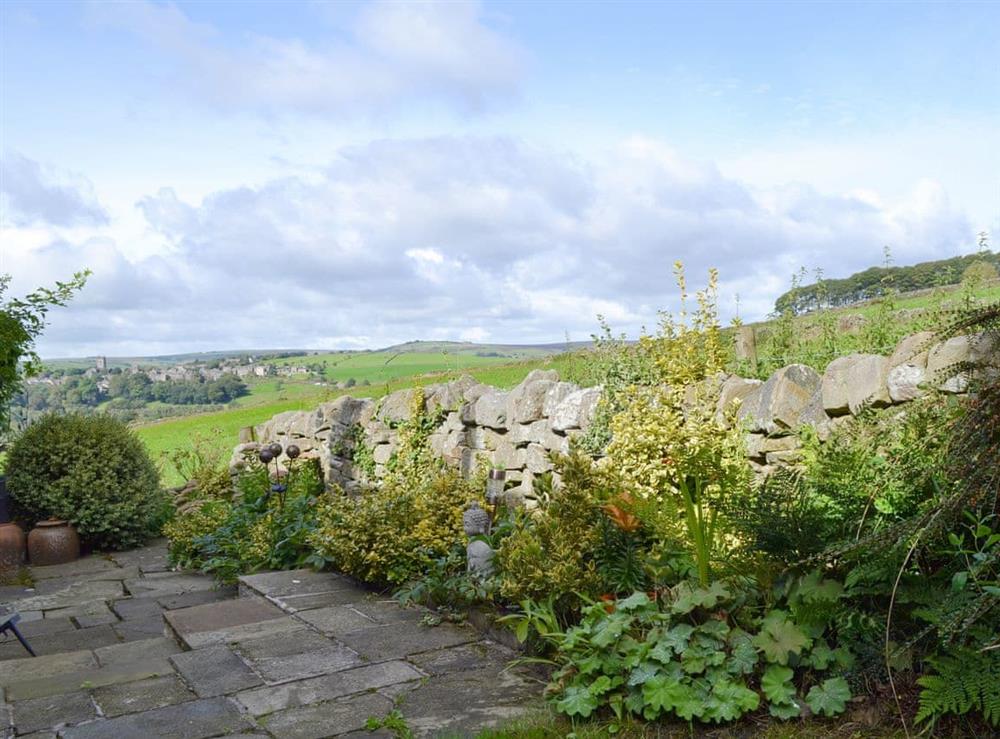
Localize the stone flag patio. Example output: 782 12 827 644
0 541 539 738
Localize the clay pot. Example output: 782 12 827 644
0 522 26 571
27 519 80 566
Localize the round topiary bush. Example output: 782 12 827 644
6 413 168 550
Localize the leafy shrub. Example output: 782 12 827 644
163 499 231 569
310 388 483 586
309 467 480 586
190 458 326 583
6 412 168 549
540 575 852 726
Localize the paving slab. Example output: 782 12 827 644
0 650 97 688
0 624 118 661
61 696 253 739
165 598 285 646
350 600 427 625
108 540 170 573
9 581 124 611
92 674 196 718
41 601 118 627
124 573 220 598
294 605 378 635
337 622 478 662
113 614 166 642
408 642 515 677
259 693 392 739
157 586 237 611
110 596 164 620
234 627 362 684
15 616 77 637
239 569 353 599
94 636 181 667
10 691 96 735
234 661 425 717
4 658 176 702
170 645 264 697
268 589 372 611
174 614 301 649
29 558 121 581
394 665 539 737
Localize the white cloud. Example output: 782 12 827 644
7 135 975 357
88 0 525 117
0 151 108 227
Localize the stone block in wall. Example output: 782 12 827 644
460 448 490 478
319 395 372 428
377 388 417 424
766 449 804 465
761 435 801 453
717 376 763 422
473 391 510 430
525 444 553 474
467 426 505 451
507 370 559 424
543 382 578 417
889 331 934 370
745 434 765 461
493 440 526 471
887 363 925 403
822 354 890 416
372 443 394 466
927 333 998 393
429 430 465 465
364 421 393 445
550 387 601 432
425 376 478 411
740 364 826 434
444 411 464 432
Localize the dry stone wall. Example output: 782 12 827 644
232 330 995 492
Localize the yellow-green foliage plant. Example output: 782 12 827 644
496 451 613 605
603 264 751 586
163 499 232 569
308 389 484 586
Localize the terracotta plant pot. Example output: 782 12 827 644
27 519 80 566
0 522 26 571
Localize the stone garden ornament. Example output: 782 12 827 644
463 500 495 578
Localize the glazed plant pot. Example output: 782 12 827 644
27 519 80 566
0 522 26 571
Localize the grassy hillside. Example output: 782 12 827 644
137 351 580 485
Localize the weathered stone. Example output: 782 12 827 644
372 443 394 465
234 628 362 684
296 605 378 635
319 395 371 428
10 580 124 612
60 697 251 739
888 363 925 403
170 645 263 697
158 587 238 611
426 376 478 411
766 449 805 465
745 433 766 461
524 444 553 474
409 643 514 677
741 364 825 434
491 440 525 471
377 389 417 424
96 637 182 667
235 662 422 717
466 426 505 451
550 387 601 432
889 331 934 369
6 658 176 701
113 615 167 642
29 558 121 581
260 693 393 738
506 371 558 424
92 674 195 717
716 376 763 420
0 624 118 660
337 622 477 662
761 435 801 453
111 597 164 621
821 354 890 415
124 573 218 598
164 599 286 649
542 382 577 417
927 333 998 392
239 569 355 600
473 391 509 430
0 650 97 689
11 691 95 734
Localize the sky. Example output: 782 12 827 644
1 0 998 358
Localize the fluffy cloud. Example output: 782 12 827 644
88 0 525 116
0 151 108 227
9 135 973 357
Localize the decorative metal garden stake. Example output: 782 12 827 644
258 443 287 510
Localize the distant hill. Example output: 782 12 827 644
377 340 590 357
774 249 1000 315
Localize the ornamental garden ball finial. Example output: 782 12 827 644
268 442 283 458
258 448 274 464
286 444 301 460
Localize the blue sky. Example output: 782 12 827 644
2 0 997 356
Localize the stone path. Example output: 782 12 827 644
0 541 538 737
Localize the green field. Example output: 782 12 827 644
136 351 578 485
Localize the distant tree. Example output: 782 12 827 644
345 377 357 387
0 271 89 433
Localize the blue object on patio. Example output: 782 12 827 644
0 611 36 656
